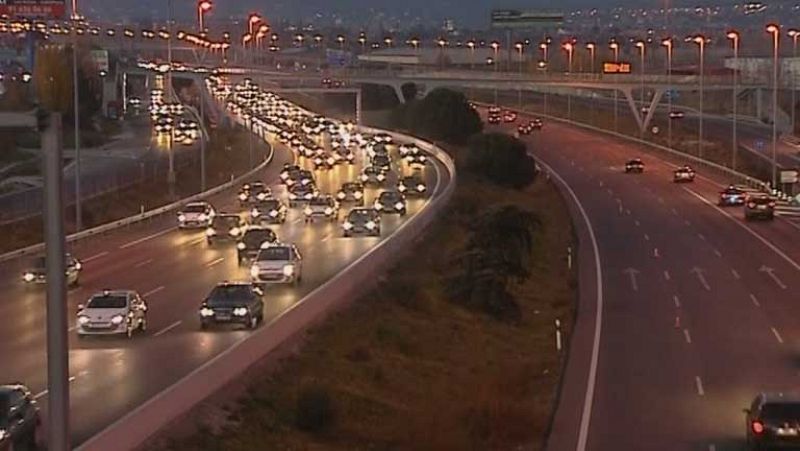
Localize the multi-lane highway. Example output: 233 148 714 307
484 111 800 450
0 88 450 446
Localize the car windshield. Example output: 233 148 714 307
762 403 800 421
751 197 772 204
243 230 275 246
258 247 291 261
250 183 266 191
310 197 331 206
373 156 389 164
342 183 359 191
87 294 128 309
255 199 279 210
364 167 381 175
403 177 422 185
290 184 313 193
213 216 240 228
299 171 312 179
380 192 402 202
723 188 742 194
183 204 206 213
349 209 374 221
207 285 253 306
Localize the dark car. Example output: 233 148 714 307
360 165 388 186
373 191 407 216
502 111 517 123
238 181 271 206
746 393 800 450
397 175 427 197
487 114 501 124
280 164 301 184
337 182 365 206
206 214 246 245
249 198 288 224
625 159 645 173
236 226 278 265
745 195 776 220
0 383 41 451
22 253 82 287
673 165 696 183
719 186 747 206
288 183 319 207
199 282 265 330
517 123 532 135
371 154 392 172
530 118 544 130
343 208 381 237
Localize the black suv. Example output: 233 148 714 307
0 383 41 451
745 195 776 221
237 227 278 265
206 214 246 245
199 282 265 330
746 393 800 450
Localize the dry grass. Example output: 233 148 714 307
151 169 577 451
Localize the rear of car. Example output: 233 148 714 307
199 283 264 330
673 167 695 183
398 176 427 197
250 199 287 224
304 196 339 222
746 394 800 450
206 214 245 244
745 195 776 220
337 182 365 206
719 187 747 206
343 208 381 237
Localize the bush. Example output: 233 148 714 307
295 384 335 433
391 88 482 145
360 83 401 110
400 82 419 102
463 133 537 189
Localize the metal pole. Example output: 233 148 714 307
772 33 779 188
493 48 498 105
72 18 81 231
640 47 645 137
167 0 176 194
200 91 206 191
732 40 738 169
248 119 254 168
793 38 797 136
43 111 70 451
699 43 705 158
667 43 672 148
613 46 619 131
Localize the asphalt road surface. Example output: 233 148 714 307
486 113 800 451
0 128 449 445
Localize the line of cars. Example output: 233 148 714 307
624 159 776 220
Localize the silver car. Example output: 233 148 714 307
250 243 303 285
76 290 148 338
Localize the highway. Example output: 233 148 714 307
0 95 450 446
484 111 800 450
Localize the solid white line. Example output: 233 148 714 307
644 234 650 241
154 320 182 337
772 327 785 344
671 208 678 216
82 251 109 263
664 270 671 281
697 233 706 241
134 258 153 268
206 257 225 267
538 160 604 451
142 286 165 297
684 188 800 273
731 269 741 279
683 329 692 344
713 249 722 258
750 293 761 307
695 376 705 396
119 227 175 249
673 295 681 308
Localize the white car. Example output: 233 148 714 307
250 243 303 285
304 195 340 222
76 290 148 338
178 201 216 228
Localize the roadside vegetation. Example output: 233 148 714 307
147 88 576 450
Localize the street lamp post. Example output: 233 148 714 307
198 0 212 33
767 24 780 188
437 38 447 70
635 40 646 137
727 30 739 169
691 34 706 159
564 41 574 119
789 29 799 136
541 40 550 114
662 37 673 149
467 39 476 70
491 40 500 105
610 40 620 131
70 11 82 232
515 42 524 106
586 42 596 74
167 0 176 196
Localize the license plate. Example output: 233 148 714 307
216 314 231 321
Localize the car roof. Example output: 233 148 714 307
0 384 26 396
92 289 134 297
215 281 254 288
760 392 800 404
185 201 209 207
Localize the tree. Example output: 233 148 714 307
33 45 73 114
360 83 400 110
400 82 418 102
392 87 482 145
463 132 538 189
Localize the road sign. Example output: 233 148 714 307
0 0 66 19
780 170 798 184
490 10 564 29
603 61 632 74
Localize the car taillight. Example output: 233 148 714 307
748 202 756 208
769 202 776 207
752 420 765 435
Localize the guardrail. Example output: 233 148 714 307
77 126 456 451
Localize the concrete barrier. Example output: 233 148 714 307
76 127 456 451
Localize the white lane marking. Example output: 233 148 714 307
684 188 800 273
622 268 639 291
154 320 182 337
750 293 761 307
695 376 705 396
82 251 109 263
625 209 631 215
664 270 671 281
188 237 206 246
321 233 333 242
34 373 81 400
643 233 650 241
206 257 225 267
771 327 785 344
697 233 706 241
731 269 741 280
634 220 641 227
606 188 613 195
760 265 788 289
68 376 76 382
143 286 165 297
538 160 604 451
119 227 175 249
683 329 692 344
673 295 681 308
690 267 711 291
134 258 153 268
713 249 722 258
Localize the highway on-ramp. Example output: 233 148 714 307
486 113 800 451
0 103 450 446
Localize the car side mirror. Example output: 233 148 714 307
77 304 84 311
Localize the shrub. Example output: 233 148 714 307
295 384 335 433
391 88 483 145
463 133 537 189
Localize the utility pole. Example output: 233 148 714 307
71 9 81 231
42 110 70 451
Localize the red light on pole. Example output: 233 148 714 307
198 0 212 32
248 14 261 36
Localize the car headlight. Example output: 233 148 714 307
395 202 404 210
360 175 368 182
200 307 215 317
377 174 385 181
304 193 313 199
417 184 426 191
343 221 353 230
251 208 261 217
250 265 260 278
289 193 298 200
398 184 407 192
304 207 313 216
178 214 186 222
280 172 289 180
374 202 383 210
233 307 249 316
366 221 377 230
237 242 246 250
239 193 248 201
354 191 363 199
337 192 346 199
282 264 295 276
111 314 125 325
198 214 208 221
23 272 35 282
78 315 90 325
257 192 267 200
324 207 333 215
229 227 241 236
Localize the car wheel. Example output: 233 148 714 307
126 326 133 339
140 317 147 332
248 316 258 329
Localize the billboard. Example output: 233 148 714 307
491 10 563 29
0 0 66 19
603 61 632 74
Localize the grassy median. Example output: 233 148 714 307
147 148 577 450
